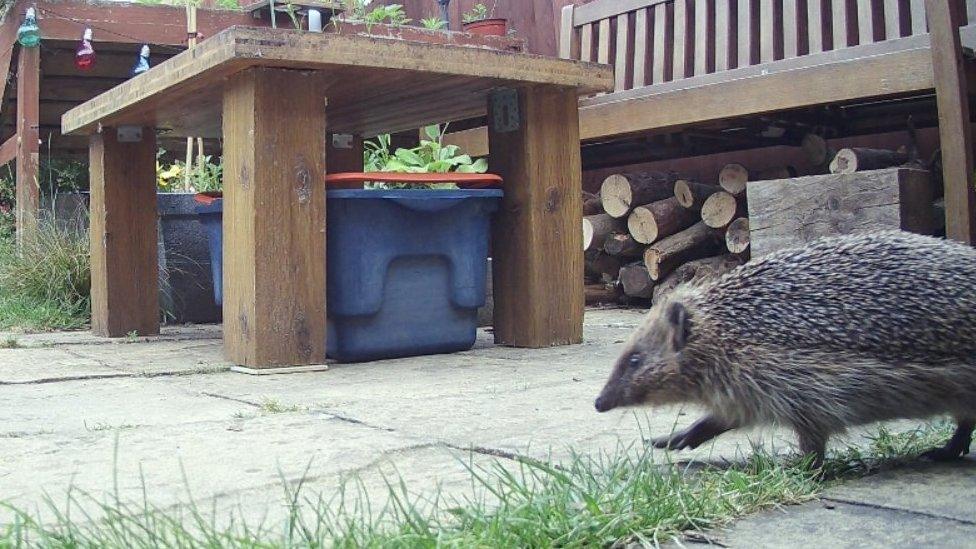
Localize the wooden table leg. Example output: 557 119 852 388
89 128 159 337
487 85 584 347
222 68 327 367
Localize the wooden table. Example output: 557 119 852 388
62 27 613 368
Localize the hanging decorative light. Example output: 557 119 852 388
17 7 41 48
75 28 95 71
132 44 150 76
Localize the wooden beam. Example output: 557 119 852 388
927 0 976 244
488 86 584 347
222 68 327 367
15 44 39 243
89 128 160 337
0 135 16 166
34 0 266 46
0 6 21 116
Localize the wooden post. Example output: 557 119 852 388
926 0 976 244
89 128 160 337
15 43 39 243
222 68 327 367
488 85 584 347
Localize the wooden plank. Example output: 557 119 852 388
809 0 825 52
559 4 576 58
15 44 39 243
63 28 615 136
674 0 689 78
574 0 667 25
747 168 935 256
487 86 583 347
578 45 936 140
884 0 902 39
634 8 648 85
760 0 775 62
653 3 667 82
716 0 731 70
926 0 976 244
89 128 159 337
222 68 327 367
615 14 630 90
0 135 15 166
598 18 612 65
833 0 850 48
694 0 709 74
783 0 798 57
909 0 927 34
738 0 754 66
581 23 594 61
858 0 876 44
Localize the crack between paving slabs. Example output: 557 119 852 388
820 495 976 526
199 391 558 469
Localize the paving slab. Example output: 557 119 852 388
683 498 976 548
2 308 971 544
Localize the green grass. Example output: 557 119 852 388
0 422 957 548
0 221 91 332
258 398 306 414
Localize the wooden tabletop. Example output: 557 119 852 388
62 26 613 138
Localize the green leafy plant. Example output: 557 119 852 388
463 2 495 24
420 16 447 30
156 151 222 193
342 0 410 29
363 125 488 189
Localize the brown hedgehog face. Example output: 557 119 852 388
594 301 691 412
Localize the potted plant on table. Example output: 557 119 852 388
462 2 506 36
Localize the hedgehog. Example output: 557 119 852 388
594 230 976 467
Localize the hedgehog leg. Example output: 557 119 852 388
650 415 735 450
796 431 827 469
921 418 975 462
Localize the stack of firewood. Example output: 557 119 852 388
583 165 756 306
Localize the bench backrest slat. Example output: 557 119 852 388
562 0 970 96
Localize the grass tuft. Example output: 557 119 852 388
0 336 20 348
0 220 90 332
0 422 958 547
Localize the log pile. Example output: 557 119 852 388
582 134 939 307
583 167 755 305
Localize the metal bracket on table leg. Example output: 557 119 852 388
116 126 143 142
490 88 520 133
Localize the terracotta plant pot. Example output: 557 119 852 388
462 18 507 36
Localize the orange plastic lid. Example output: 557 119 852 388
194 192 223 205
325 172 503 189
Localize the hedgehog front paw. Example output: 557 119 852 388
649 430 691 450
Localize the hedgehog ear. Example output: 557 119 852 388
666 302 691 351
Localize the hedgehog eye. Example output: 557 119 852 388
627 352 643 369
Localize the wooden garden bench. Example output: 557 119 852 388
449 0 976 149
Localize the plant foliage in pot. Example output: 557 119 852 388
462 2 506 36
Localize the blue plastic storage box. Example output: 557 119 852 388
195 189 502 362
326 189 501 362
195 199 224 305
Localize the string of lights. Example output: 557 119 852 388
35 5 189 56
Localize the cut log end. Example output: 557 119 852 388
600 174 633 217
627 206 659 244
619 262 654 298
701 191 743 229
725 217 750 254
674 179 721 211
718 163 748 195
